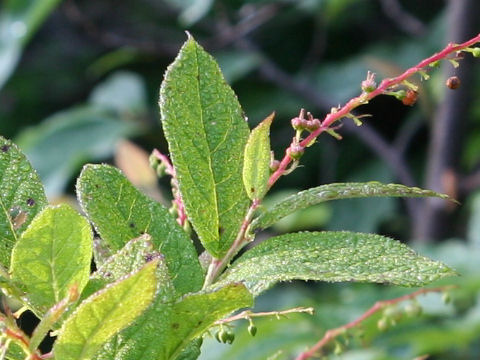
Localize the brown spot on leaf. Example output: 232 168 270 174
1 145 10 152
26 198 35 207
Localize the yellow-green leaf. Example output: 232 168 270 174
243 113 274 200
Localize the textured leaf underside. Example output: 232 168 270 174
11 204 92 314
160 36 250 258
251 182 452 232
219 231 456 295
77 164 203 295
0 136 47 267
54 261 159 360
94 283 253 360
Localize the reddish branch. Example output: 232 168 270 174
152 149 187 226
295 286 456 360
268 33 480 189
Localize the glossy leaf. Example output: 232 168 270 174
243 113 274 200
219 231 456 295
10 204 92 314
0 136 47 268
160 35 250 258
95 283 253 360
54 260 159 360
251 182 451 232
77 164 203 295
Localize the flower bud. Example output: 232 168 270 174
446 76 460 89
248 324 257 337
402 89 418 106
405 301 422 317
270 159 280 172
287 144 304 160
306 119 321 132
291 117 308 131
361 71 377 93
377 317 388 331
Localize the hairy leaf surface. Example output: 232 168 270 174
219 231 456 295
94 283 253 360
54 261 158 360
160 36 250 258
251 182 451 232
77 164 203 295
243 113 273 200
11 204 91 314
0 136 47 267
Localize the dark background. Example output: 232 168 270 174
1 0 480 358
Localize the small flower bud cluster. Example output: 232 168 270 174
291 109 321 133
287 140 305 160
361 71 377 93
215 327 235 344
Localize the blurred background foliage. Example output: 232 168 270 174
1 0 480 358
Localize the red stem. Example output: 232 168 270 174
152 149 187 226
268 33 480 188
295 286 456 360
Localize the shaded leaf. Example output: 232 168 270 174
0 0 63 89
77 164 203 295
10 204 92 314
251 182 451 232
0 136 47 268
54 260 159 360
16 106 136 198
219 231 456 296
95 283 253 360
160 35 250 258
243 113 273 200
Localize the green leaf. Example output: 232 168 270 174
0 136 47 268
251 182 451 232
77 164 203 295
160 35 250 258
243 113 274 200
219 231 456 296
54 260 159 360
16 105 136 198
95 283 253 360
10 204 92 314
82 234 174 301
0 0 63 89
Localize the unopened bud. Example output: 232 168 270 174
377 317 388 331
472 48 480 57
248 324 257 336
361 71 377 93
291 117 308 131
270 159 280 172
287 144 304 160
401 89 418 106
446 76 461 89
405 302 422 317
306 119 321 132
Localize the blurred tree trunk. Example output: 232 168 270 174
413 0 480 242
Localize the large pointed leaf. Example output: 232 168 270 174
94 283 253 360
10 204 92 314
251 182 451 232
243 113 273 200
0 136 47 268
160 35 250 258
218 231 456 296
77 164 203 295
54 260 159 360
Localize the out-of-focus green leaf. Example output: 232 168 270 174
215 51 261 83
219 231 456 296
160 36 250 258
15 106 136 198
0 136 47 268
95 283 253 360
163 0 214 25
251 182 450 232
54 260 159 360
11 204 92 314
89 71 147 114
77 164 203 295
243 113 273 200
0 0 63 88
